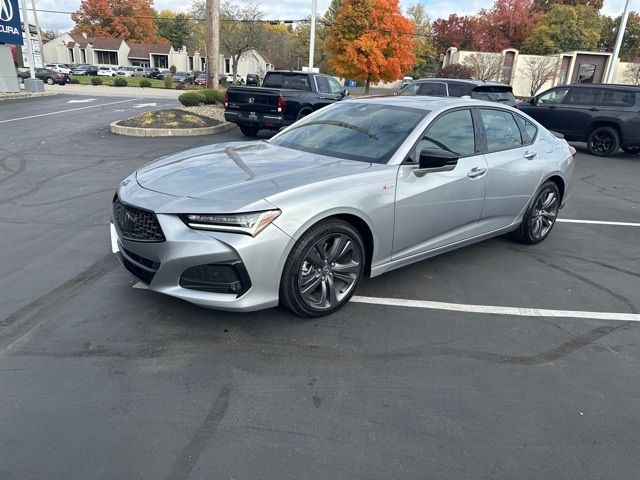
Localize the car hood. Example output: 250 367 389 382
135 141 371 211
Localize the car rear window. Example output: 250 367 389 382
263 73 311 91
470 86 516 106
599 89 636 107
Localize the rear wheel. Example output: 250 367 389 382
46 77 54 85
621 146 640 154
239 126 259 137
280 219 365 317
587 126 619 157
511 181 560 245
297 109 312 121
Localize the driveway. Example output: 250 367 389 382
1 94 639 480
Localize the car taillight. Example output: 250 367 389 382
569 145 577 156
276 96 287 113
224 91 228 107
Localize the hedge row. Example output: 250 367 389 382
178 89 225 107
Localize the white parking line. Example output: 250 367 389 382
0 98 143 124
559 219 640 227
351 296 640 322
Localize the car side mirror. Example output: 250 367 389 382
415 148 459 176
529 97 537 105
342 90 350 97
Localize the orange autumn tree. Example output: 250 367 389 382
72 0 161 43
327 0 416 94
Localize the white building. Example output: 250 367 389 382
43 32 273 79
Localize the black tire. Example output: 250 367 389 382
17 76 23 84
587 126 619 157
510 181 561 245
280 219 366 317
621 145 640 154
46 77 54 85
296 109 312 121
239 125 259 137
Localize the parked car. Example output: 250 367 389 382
400 78 517 107
143 67 162 78
194 73 207 86
112 97 574 316
97 66 118 77
45 63 72 75
116 66 145 77
517 83 640 156
246 73 260 86
156 69 172 80
16 68 29 83
72 64 99 76
35 67 68 85
224 70 350 136
172 71 189 83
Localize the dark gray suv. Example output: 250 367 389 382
400 78 517 106
517 83 640 156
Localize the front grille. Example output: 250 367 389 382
112 196 165 242
179 262 251 296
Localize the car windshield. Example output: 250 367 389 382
270 102 427 164
471 86 516 106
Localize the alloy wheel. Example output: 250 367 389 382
529 189 559 240
590 132 614 155
297 233 362 310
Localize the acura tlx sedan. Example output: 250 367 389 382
111 97 575 317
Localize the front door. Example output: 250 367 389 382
477 108 545 230
519 86 570 134
393 108 488 259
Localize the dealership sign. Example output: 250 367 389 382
0 0 23 45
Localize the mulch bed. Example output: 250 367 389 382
117 109 222 129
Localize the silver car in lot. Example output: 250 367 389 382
111 97 574 316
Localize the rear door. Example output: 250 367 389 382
518 87 570 133
556 87 602 139
416 82 448 97
477 108 545 231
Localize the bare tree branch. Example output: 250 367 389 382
463 52 503 81
521 56 559 96
219 1 264 83
623 63 640 85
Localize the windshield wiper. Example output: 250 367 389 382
286 120 378 140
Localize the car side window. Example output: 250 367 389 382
315 76 330 94
599 89 636 107
417 82 447 96
400 83 420 95
414 109 475 158
480 109 523 152
327 77 343 95
537 88 569 104
566 88 601 105
447 83 471 97
514 115 538 144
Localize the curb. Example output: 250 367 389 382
110 120 236 137
0 92 56 101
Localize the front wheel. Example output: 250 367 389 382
587 126 619 157
510 181 560 245
622 145 640 154
46 77 54 85
239 125 259 137
280 219 365 317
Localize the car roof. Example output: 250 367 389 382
567 83 640 90
415 78 507 87
347 95 513 112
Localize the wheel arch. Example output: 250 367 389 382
544 174 565 203
588 120 622 141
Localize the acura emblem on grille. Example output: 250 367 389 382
248 97 255 104
123 210 135 229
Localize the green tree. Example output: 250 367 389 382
522 5 602 54
406 3 437 78
325 0 343 24
601 13 640 61
156 10 192 49
533 0 603 12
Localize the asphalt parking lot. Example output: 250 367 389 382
1 94 639 480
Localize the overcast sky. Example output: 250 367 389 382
33 0 634 33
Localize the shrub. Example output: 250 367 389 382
178 91 206 107
113 77 128 87
139 79 152 88
69 77 80 84
91 76 103 85
201 89 225 104
169 65 177 74
175 82 186 90
164 76 173 89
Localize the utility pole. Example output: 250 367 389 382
308 0 317 70
206 0 220 89
30 0 44 64
19 0 35 78
606 0 632 83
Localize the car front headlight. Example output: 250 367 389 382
180 210 281 237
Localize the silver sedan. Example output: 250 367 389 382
111 97 574 316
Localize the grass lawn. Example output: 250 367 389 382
70 75 208 90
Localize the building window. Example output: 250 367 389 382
68 48 75 63
225 58 230 73
576 63 596 83
189 56 194 70
151 54 168 68
80 49 86 63
95 51 118 65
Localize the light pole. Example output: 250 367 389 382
606 0 632 83
308 0 317 70
19 0 35 78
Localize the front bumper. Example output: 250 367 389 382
111 197 293 312
224 110 289 130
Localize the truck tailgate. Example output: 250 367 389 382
226 86 281 113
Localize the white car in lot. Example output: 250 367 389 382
97 67 118 77
116 66 145 77
45 63 72 75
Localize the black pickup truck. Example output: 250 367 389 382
224 70 350 136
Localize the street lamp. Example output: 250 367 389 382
606 0 632 83
308 0 317 71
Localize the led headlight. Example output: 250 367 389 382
180 210 281 236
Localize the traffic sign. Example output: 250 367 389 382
0 0 23 45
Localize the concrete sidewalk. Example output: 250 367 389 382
45 83 184 99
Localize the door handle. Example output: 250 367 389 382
589 108 599 112
548 105 557 109
467 167 487 179
524 150 537 160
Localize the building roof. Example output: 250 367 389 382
69 33 89 48
128 43 171 59
66 41 76 48
91 38 123 50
